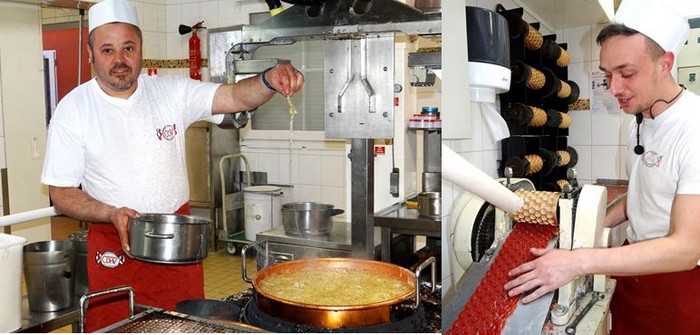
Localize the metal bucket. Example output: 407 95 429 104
68 230 88 298
23 240 76 312
244 185 282 241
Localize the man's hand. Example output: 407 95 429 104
107 206 140 257
266 63 305 97
504 248 583 303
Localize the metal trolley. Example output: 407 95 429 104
218 154 251 255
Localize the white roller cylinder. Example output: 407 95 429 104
442 144 523 213
0 207 58 228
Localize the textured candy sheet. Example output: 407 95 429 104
447 223 559 335
510 190 560 226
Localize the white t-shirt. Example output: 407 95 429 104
625 90 700 246
41 75 222 214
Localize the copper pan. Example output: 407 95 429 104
250 258 419 328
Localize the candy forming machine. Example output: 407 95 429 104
443 165 616 334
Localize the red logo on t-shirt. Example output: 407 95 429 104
156 124 178 141
95 251 125 268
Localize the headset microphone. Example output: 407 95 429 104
634 113 644 155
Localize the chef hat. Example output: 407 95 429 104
89 0 140 33
613 0 689 57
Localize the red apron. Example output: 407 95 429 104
610 243 700 334
85 203 204 332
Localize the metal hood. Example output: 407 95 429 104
240 0 441 44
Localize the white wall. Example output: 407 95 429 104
0 2 52 242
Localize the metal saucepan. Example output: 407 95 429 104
248 257 435 328
129 214 210 264
281 202 344 236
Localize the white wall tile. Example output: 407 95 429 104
199 1 220 29
141 2 159 32
165 3 183 38
618 145 629 179
561 25 591 63
218 0 252 27
619 112 634 144
166 31 186 59
321 155 345 187
142 31 159 59
591 113 621 145
591 145 623 180
299 151 322 185
294 185 322 203
182 2 203 27
567 61 590 100
157 32 167 59
157 4 167 33
257 151 280 183
277 150 292 184
481 149 499 178
578 178 593 186
591 24 605 61
569 110 592 146
321 186 345 212
574 145 592 181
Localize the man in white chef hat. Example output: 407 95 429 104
504 0 700 334
41 0 304 331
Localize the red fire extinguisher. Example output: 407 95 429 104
179 21 205 81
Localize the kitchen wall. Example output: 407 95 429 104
0 2 52 242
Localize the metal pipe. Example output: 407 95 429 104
350 138 374 259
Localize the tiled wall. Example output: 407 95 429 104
562 23 633 186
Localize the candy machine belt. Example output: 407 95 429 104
447 223 559 335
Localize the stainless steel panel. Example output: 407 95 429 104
207 26 244 84
256 221 353 270
232 59 289 74
324 34 395 138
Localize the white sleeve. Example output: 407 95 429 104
41 99 85 188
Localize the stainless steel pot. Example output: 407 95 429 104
281 202 344 236
418 191 441 216
129 214 210 264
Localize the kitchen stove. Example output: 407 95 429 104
224 283 442 333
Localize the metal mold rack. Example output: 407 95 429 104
97 308 264 333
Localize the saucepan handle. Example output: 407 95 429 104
330 209 344 216
144 231 175 239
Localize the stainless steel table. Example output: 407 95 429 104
374 200 442 262
17 295 79 333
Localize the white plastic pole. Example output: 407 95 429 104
0 207 58 228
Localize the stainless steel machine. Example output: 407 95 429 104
208 0 441 262
443 170 616 334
